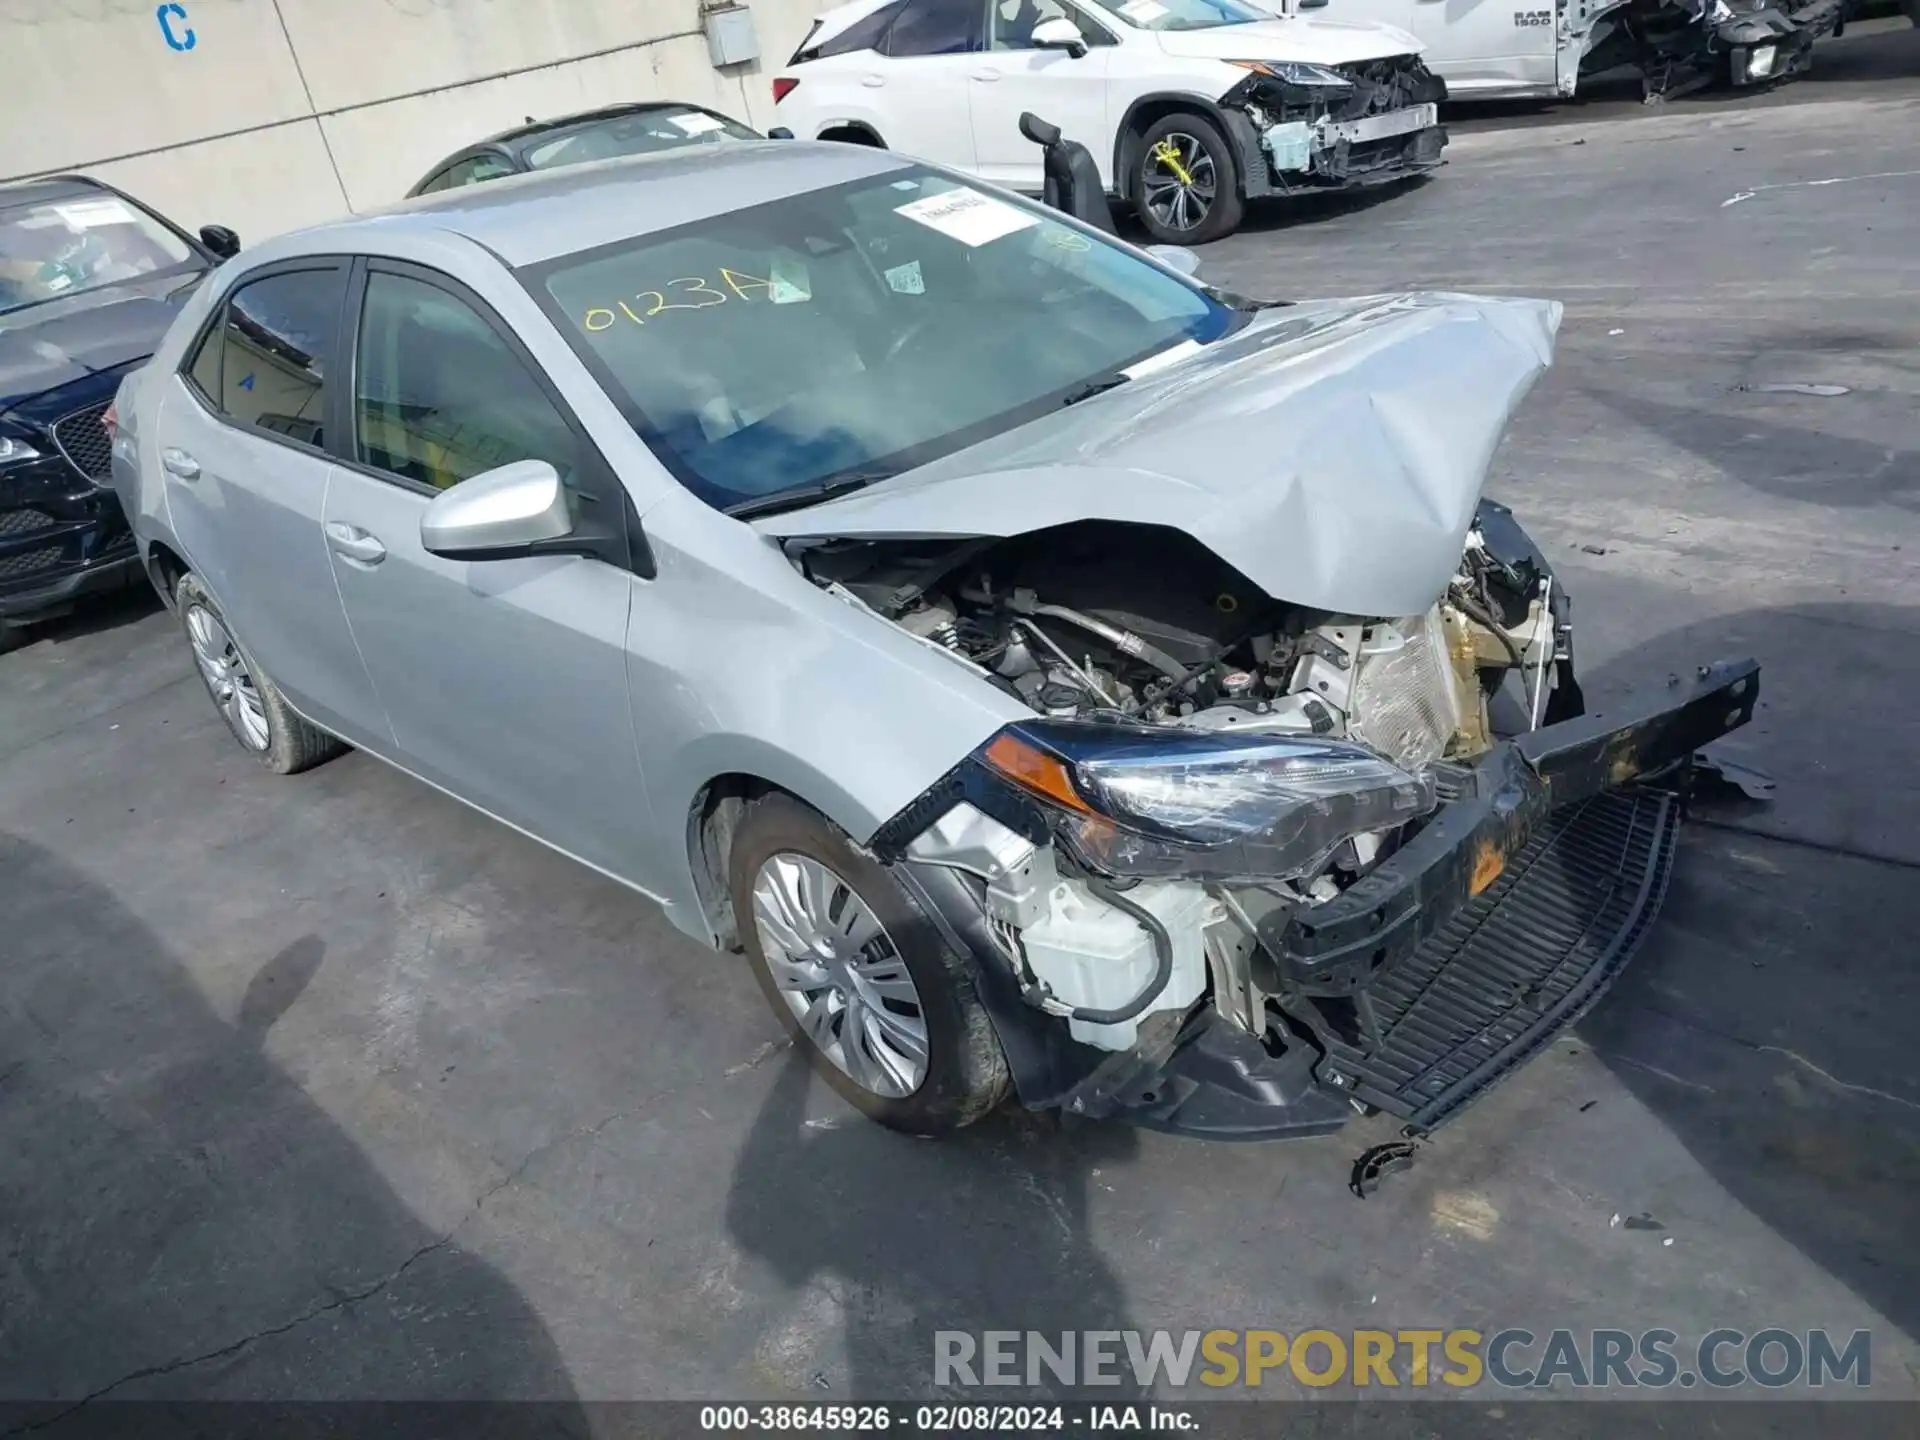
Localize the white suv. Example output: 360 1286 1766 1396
773 0 1445 243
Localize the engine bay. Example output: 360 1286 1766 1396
796 517 1571 774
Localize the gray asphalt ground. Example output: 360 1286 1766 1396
3 22 1919 1425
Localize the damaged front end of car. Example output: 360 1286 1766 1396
1581 0 1846 101
1217 54 1448 199
841 522 1757 1139
761 292 1760 1141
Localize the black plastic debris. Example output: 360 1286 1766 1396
1689 751 1777 803
1349 1139 1419 1199
1623 1213 1667 1231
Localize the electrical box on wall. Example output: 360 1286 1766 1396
704 5 760 67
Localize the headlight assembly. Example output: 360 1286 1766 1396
1226 60 1355 89
977 720 1436 882
0 435 43 468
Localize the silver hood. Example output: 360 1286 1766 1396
755 292 1562 619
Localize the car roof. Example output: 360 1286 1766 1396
0 174 111 209
272 140 915 270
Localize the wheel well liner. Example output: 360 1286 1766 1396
816 122 885 146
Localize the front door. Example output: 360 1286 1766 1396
320 261 654 885
969 0 1117 189
154 262 387 742
1405 0 1558 96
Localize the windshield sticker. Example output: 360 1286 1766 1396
51 198 139 230
884 261 924 295
669 111 728 136
1043 225 1092 252
769 258 812 304
895 187 1037 248
1119 0 1168 22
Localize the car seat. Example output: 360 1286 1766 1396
1018 112 1115 234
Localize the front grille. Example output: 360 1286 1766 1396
1329 54 1444 121
0 545 66 580
51 400 113 484
1318 788 1678 1131
0 507 56 538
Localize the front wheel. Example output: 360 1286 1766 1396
729 794 1010 1135
1134 112 1244 245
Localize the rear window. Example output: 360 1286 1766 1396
523 108 758 171
791 2 905 62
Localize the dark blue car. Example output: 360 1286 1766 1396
0 175 238 651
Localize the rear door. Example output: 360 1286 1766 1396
320 259 651 882
968 0 1117 189
153 262 387 742
861 0 988 168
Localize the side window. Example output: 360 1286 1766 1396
416 168 453 195
442 154 518 190
801 1 905 59
185 312 223 400
885 0 983 55
353 270 581 493
991 0 1111 47
207 268 343 446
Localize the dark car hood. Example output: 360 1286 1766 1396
755 292 1562 619
0 268 205 417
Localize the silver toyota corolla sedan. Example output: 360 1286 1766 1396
110 141 1759 1142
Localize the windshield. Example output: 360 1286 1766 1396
0 191 197 317
524 108 759 171
1081 0 1266 31
532 168 1233 512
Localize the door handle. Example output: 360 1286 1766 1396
325 521 387 566
161 448 199 480
970 70 1001 82
860 73 885 87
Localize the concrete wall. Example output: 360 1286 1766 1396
1 0 820 241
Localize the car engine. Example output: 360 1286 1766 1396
798 516 1570 780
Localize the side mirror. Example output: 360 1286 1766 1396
198 224 242 260
420 459 575 560
1145 244 1202 278
766 126 795 140
1031 17 1089 58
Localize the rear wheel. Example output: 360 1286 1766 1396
729 794 1009 1135
176 572 344 775
1134 112 1244 245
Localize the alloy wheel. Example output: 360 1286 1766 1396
185 604 270 751
1143 133 1216 235
751 852 929 1098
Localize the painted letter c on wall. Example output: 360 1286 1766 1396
157 3 196 52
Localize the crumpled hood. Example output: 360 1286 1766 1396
756 292 1562 619
1155 17 1423 67
0 269 203 417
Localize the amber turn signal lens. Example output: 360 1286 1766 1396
982 732 1096 816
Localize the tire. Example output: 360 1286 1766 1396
1133 111 1244 245
175 572 345 775
729 793 1010 1135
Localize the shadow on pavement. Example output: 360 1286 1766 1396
1574 602 1920 1341
0 833 585 1414
726 1054 1142 1401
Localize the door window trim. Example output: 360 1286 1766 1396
174 256 354 467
